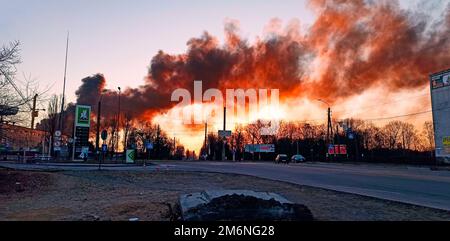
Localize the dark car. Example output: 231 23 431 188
275 154 289 164
291 154 306 163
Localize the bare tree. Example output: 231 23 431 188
399 122 417 150
0 41 23 122
383 121 403 149
1 41 49 126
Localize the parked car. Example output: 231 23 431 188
275 154 289 164
291 154 306 163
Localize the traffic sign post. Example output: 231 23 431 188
101 130 108 141
99 143 108 170
126 149 136 164
144 141 153 166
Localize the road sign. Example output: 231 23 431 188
218 130 232 138
348 132 355 140
101 130 108 141
145 142 154 150
75 105 91 127
126 149 136 163
102 144 108 153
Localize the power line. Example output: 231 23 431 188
356 106 450 122
361 110 432 121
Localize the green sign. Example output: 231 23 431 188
126 149 136 163
75 105 91 127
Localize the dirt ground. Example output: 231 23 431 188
1 168 450 221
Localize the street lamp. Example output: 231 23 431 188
96 90 107 163
116 87 121 155
317 99 330 108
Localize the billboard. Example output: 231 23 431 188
430 69 450 164
245 144 275 153
328 145 347 155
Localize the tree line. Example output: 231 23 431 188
200 119 435 164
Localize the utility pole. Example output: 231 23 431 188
204 121 208 156
222 106 226 161
31 94 38 129
335 124 340 156
318 99 333 144
156 124 160 159
173 136 176 156
327 107 333 144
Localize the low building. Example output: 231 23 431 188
0 123 47 151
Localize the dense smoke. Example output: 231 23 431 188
75 0 450 121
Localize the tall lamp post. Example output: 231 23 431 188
116 87 121 155
95 90 107 162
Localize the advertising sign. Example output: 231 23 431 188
73 105 91 160
431 70 450 89
443 136 450 154
328 145 347 155
75 105 91 127
430 69 450 164
245 144 275 153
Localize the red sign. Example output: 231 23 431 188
328 145 347 155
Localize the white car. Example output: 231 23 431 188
291 155 306 163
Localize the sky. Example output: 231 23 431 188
1 0 316 105
1 0 434 105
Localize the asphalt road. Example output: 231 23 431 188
2 161 450 211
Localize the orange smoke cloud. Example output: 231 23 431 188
75 0 450 127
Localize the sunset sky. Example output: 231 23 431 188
2 0 449 152
2 0 443 102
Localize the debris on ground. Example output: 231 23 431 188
180 190 314 221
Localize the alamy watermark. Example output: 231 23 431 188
171 80 280 135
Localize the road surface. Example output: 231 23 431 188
2 161 450 211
